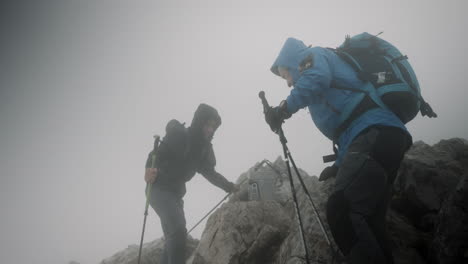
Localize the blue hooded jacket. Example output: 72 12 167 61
271 38 408 166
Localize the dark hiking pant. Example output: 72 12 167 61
326 126 411 264
149 184 187 264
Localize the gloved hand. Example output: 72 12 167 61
230 183 241 193
265 100 292 132
319 165 338 181
226 182 240 193
145 167 158 184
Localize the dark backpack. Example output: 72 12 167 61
333 32 437 124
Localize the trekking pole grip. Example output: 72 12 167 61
258 91 270 113
151 135 161 168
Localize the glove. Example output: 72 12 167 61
225 182 240 193
265 100 292 132
319 165 338 181
144 167 158 184
230 183 241 193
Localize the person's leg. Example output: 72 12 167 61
367 183 394 264
328 127 389 264
165 198 187 264
328 126 412 264
366 126 412 264
149 185 187 264
346 126 411 264
159 218 169 264
344 157 388 264
327 190 356 255
327 171 389 264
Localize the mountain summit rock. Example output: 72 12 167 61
101 138 468 264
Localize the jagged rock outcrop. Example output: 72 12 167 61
191 201 290 264
102 138 468 264
100 236 199 264
431 172 468 264
190 138 468 264
391 139 468 263
191 157 337 264
392 139 468 228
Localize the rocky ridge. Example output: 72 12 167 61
101 138 468 264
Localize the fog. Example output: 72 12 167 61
0 1 467 263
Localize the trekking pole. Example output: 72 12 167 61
259 91 311 264
137 135 160 264
187 192 230 235
286 145 342 264
259 91 341 263
187 177 248 235
287 145 333 246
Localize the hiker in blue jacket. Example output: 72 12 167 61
144 104 238 264
266 37 413 264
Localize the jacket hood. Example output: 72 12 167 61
271 38 310 84
190 103 222 130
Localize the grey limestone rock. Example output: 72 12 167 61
102 138 468 264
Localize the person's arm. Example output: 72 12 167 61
286 50 333 114
144 168 158 184
265 50 334 132
144 151 159 184
198 146 235 193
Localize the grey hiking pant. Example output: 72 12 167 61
326 126 411 264
149 184 187 264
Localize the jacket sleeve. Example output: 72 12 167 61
286 50 333 114
198 146 234 193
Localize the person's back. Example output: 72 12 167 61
270 39 408 162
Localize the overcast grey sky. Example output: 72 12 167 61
1 1 467 263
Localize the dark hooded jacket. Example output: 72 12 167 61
145 104 233 197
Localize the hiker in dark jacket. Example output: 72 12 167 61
265 38 413 264
144 103 238 264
